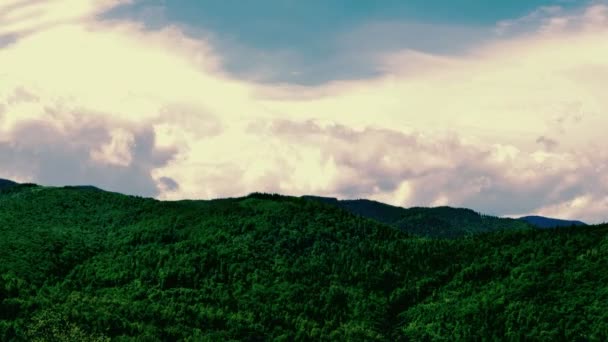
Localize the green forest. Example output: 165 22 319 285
1 184 607 341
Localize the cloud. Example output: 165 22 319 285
259 120 607 220
536 136 559 151
1 1 608 222
495 3 608 36
158 176 179 192
0 0 237 195
0 0 129 38
532 195 608 224
0 114 176 197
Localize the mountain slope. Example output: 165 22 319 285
303 196 531 238
519 215 587 228
1 186 607 340
0 179 17 191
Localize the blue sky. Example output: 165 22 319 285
104 0 583 84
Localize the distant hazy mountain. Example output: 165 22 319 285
302 196 530 238
0 178 18 190
518 215 587 228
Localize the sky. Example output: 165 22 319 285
1 0 608 223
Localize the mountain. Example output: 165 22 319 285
1 184 607 340
519 215 587 228
0 178 17 190
302 196 531 238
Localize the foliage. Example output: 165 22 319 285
1 185 607 340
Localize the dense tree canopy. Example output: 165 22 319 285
1 185 607 340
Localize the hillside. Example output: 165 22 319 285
1 185 607 340
303 196 531 238
519 215 587 228
0 179 17 191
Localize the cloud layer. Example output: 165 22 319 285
1 1 608 222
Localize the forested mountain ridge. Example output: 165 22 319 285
519 215 587 228
1 184 607 340
302 196 531 238
0 179 17 191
